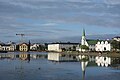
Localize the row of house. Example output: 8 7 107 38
0 41 46 52
47 29 120 52
0 42 16 51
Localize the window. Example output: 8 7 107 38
104 47 106 51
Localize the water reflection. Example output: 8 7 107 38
77 54 120 80
0 52 47 62
78 55 89 80
48 53 77 62
0 52 120 80
95 56 111 67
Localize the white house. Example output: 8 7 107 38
0 42 16 51
95 41 111 52
30 43 39 50
48 43 78 52
113 36 120 41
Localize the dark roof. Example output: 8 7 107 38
49 42 79 45
0 44 11 46
114 36 120 38
19 43 29 46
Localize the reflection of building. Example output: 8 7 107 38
0 53 16 59
19 53 30 61
48 43 78 52
19 43 29 52
95 41 111 51
95 56 111 67
48 53 76 61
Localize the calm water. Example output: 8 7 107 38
0 52 120 80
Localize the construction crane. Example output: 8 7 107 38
16 34 25 42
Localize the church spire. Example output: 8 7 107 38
82 29 85 37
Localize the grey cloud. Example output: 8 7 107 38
0 0 120 41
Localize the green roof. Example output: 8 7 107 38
86 39 98 45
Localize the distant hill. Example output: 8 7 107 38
28 34 120 43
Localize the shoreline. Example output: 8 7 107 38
2 51 120 58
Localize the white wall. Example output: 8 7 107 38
48 44 60 52
95 41 111 51
0 45 16 51
48 44 77 52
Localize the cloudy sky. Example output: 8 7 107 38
0 0 120 42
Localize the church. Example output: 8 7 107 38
78 29 111 52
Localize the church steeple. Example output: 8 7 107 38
81 29 88 46
82 29 85 37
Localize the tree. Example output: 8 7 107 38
72 46 76 51
68 47 72 51
61 48 66 51
111 40 120 51
80 45 89 50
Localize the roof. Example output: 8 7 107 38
49 42 79 45
87 39 111 45
113 36 120 38
19 43 29 46
86 39 98 45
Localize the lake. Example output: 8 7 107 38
0 52 120 80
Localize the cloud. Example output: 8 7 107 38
0 0 120 42
104 0 120 5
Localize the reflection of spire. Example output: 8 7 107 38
81 61 88 71
78 55 89 80
82 70 85 80
81 61 88 80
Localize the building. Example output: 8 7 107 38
87 39 98 51
0 42 16 51
48 42 78 52
19 43 29 52
81 29 88 46
113 36 120 41
95 40 111 52
30 43 39 51
79 29 111 52
79 29 97 52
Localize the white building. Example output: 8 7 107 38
79 29 97 52
48 43 78 52
81 29 89 46
30 43 39 50
0 42 16 51
95 41 111 52
113 36 120 41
